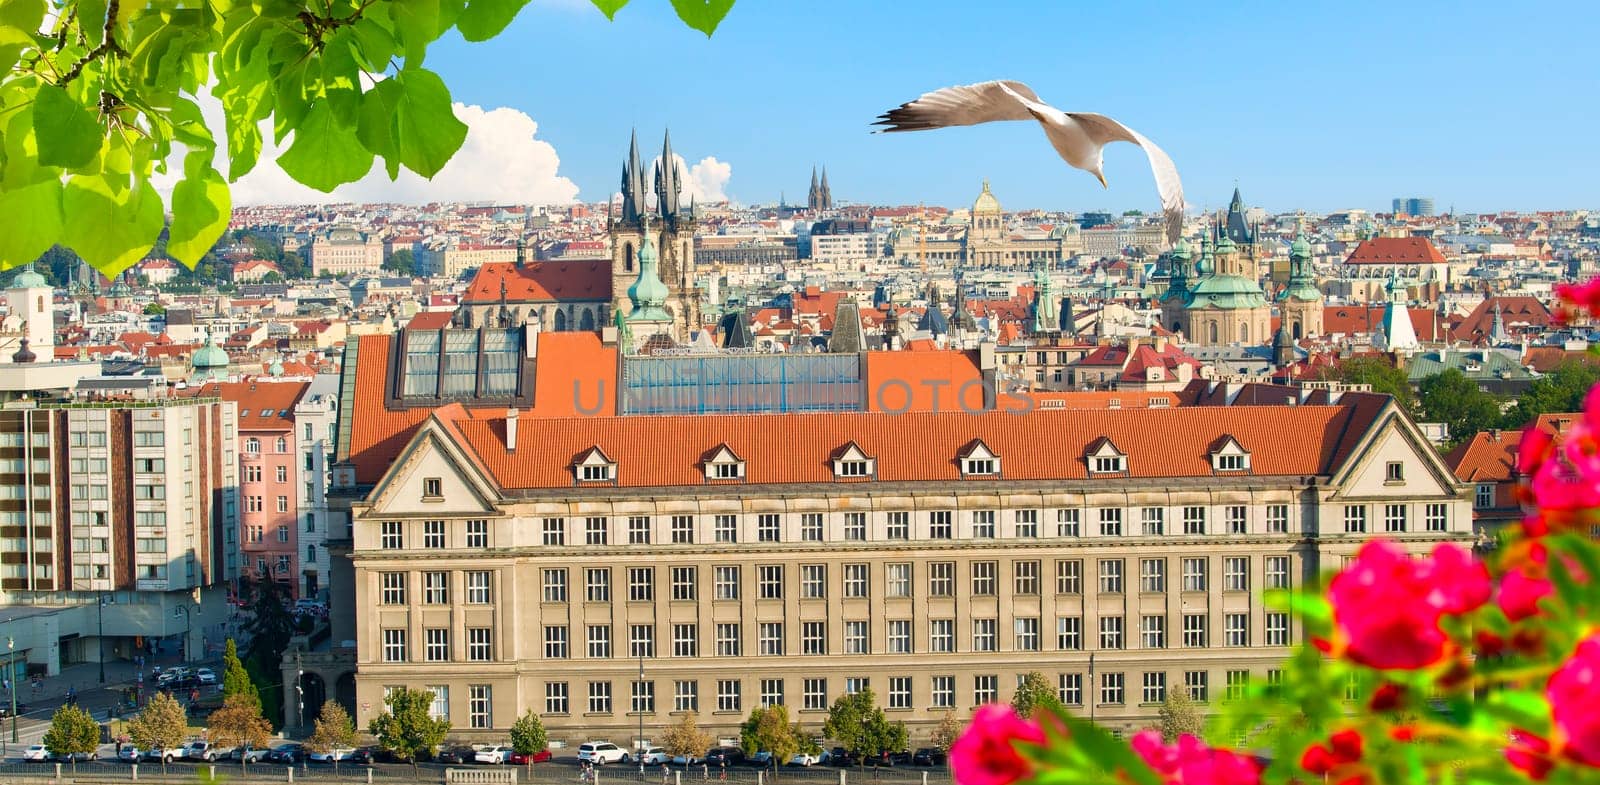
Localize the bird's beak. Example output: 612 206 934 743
1094 171 1107 189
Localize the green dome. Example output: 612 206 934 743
1170 238 1191 262
268 356 285 377
10 264 48 289
1290 234 1311 259
626 228 672 322
191 330 229 371
1186 274 1269 310
1214 233 1237 255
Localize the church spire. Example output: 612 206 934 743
820 166 832 209
656 129 681 219
621 129 647 224
627 214 672 323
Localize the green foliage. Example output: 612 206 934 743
821 688 905 759
143 301 166 315
1503 359 1600 427
368 687 449 764
508 710 547 756
306 701 358 754
0 0 735 279
43 703 100 767
245 582 296 669
221 638 259 712
1418 368 1503 447
1010 671 1062 720
242 654 282 732
127 692 189 754
1156 690 1204 742
383 247 416 276
1329 356 1415 412
738 704 800 766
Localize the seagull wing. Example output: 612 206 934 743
873 80 1044 132
1067 112 1187 244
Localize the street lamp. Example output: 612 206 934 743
97 592 110 685
1088 653 1097 725
8 636 17 744
637 651 645 773
173 604 192 663
296 670 305 732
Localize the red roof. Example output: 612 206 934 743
1343 237 1448 265
407 311 456 331
205 381 311 432
1445 429 1521 483
1451 297 1553 342
1320 305 1452 341
461 261 612 303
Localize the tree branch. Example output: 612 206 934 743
60 0 124 85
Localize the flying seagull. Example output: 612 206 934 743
874 80 1186 243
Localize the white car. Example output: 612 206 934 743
117 745 144 763
638 747 669 765
670 753 700 766
196 668 217 685
185 741 231 761
143 747 178 763
233 746 271 763
22 745 48 761
577 742 627 765
473 745 511 764
308 747 357 763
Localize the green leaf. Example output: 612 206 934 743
33 84 103 169
61 175 164 277
457 0 531 41
390 68 466 178
0 0 46 71
669 0 733 36
355 78 403 179
391 0 440 62
276 100 374 192
588 0 627 19
0 178 63 268
77 0 108 46
167 159 230 267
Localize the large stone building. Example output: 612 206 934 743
886 182 1083 269
1160 193 1273 346
310 227 385 277
328 325 1472 746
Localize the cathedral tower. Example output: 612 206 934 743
610 130 701 340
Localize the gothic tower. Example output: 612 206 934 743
610 129 701 340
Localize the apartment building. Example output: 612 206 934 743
311 227 385 277
293 375 340 601
211 381 310 597
332 327 1471 745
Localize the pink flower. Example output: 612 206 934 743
949 704 1046 785
1506 729 1554 780
1500 542 1589 622
1549 634 1600 768
1132 731 1263 785
1556 278 1600 319
1327 540 1489 670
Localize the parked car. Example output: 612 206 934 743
346 748 375 766
307 747 358 763
911 748 947 767
232 745 271 763
435 746 476 764
143 747 178 763
577 741 627 765
748 751 775 769
705 747 745 766
54 750 98 762
788 752 824 766
117 745 144 763
828 748 857 767
159 667 192 685
266 744 304 764
195 668 217 686
184 741 231 761
874 751 912 767
0 702 29 718
508 750 553 765
473 745 512 764
670 752 701 766
22 745 49 761
636 747 668 766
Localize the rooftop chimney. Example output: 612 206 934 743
505 408 519 452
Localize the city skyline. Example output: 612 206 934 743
229 0 1597 212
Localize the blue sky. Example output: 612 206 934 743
423 0 1597 213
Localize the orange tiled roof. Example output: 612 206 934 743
1445 429 1521 482
461 261 612 303
1343 237 1448 265
407 311 456 331
204 380 310 431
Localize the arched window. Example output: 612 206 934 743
1208 322 1218 344
624 243 634 272
1240 323 1250 343
555 310 567 331
245 438 260 454
1292 320 1303 340
579 309 596 332
276 437 288 453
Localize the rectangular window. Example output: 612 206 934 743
1142 672 1167 704
844 678 870 696
631 680 655 714
1225 613 1250 647
382 629 406 662
545 682 568 715
1057 616 1082 650
672 624 698 657
929 510 953 539
887 677 912 709
588 682 612 714
380 572 406 605
1425 503 1449 532
887 620 911 653
422 477 441 497
1141 615 1166 649
1266 504 1289 534
843 512 867 541
1265 556 1291 590
1057 508 1081 537
1099 616 1124 650
759 622 784 656
716 623 742 657
929 619 954 653
1265 612 1290 646
1098 559 1123 594
671 567 697 601
1183 614 1207 648
717 680 741 713
930 676 955 709
1015 617 1039 651
1226 670 1250 701
1140 558 1166 593
756 513 780 543
972 510 996 538
674 681 698 712
1182 506 1206 535
757 565 783 600
711 566 738 600
929 562 954 597
464 571 491 604
1186 671 1209 702
1182 558 1208 592
801 564 826 599
886 511 910 540
1057 560 1083 594
539 568 567 603
1476 483 1494 509
1223 557 1250 592
1015 509 1039 538
467 628 492 662
973 675 999 705
425 628 450 662
1386 461 1405 482
380 521 403 549
1059 674 1083 706
873 563 907 599
424 572 449 605
1140 507 1165 537
542 518 565 546
585 516 608 545
630 625 655 659
800 513 823 542
714 514 738 543
629 567 655 602
587 625 612 658
1099 673 1125 705
671 515 695 544
971 561 997 596
760 679 784 708
1344 505 1367 533
804 679 828 711
544 626 569 659
802 622 826 655
844 563 870 598
585 569 610 602
422 520 445 549
1225 505 1247 534
1014 560 1040 595
1098 508 1123 536
1216 453 1247 471
468 685 491 729
628 516 652 545
1384 504 1407 533
845 620 869 654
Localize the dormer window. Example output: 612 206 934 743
832 442 876 479
573 447 617 483
702 445 746 481
959 441 1000 477
1209 436 1251 473
1086 437 1127 475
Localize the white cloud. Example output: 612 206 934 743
164 92 580 206
649 154 733 205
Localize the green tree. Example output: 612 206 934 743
127 692 189 771
1503 359 1600 427
220 638 259 711
1418 369 1503 447
1157 691 1204 743
509 710 548 770
739 705 801 771
930 711 962 755
143 302 166 315
661 711 712 762
43 703 100 770
384 248 417 277
244 583 296 670
207 693 274 758
822 688 905 764
1329 356 1416 412
368 687 449 768
306 701 358 772
0 2 734 279
1010 671 1062 719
